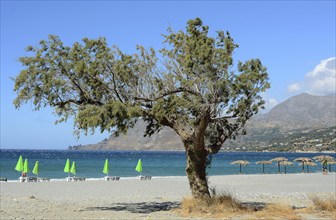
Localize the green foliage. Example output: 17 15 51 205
13 18 270 152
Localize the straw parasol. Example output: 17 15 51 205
313 155 335 172
256 160 272 174
294 157 312 173
270 157 288 173
279 161 293 174
231 160 250 174
302 161 317 173
312 155 334 162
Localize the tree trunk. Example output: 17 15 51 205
184 140 211 201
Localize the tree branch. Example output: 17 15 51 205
134 87 201 102
105 64 124 103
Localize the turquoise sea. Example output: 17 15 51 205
0 150 335 180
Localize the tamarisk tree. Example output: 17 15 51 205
14 18 270 200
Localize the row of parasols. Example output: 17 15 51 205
14 155 144 178
232 155 335 174
14 155 335 178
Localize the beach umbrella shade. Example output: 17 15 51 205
103 159 109 175
23 159 30 175
294 157 312 173
279 161 293 174
135 159 143 176
256 160 272 174
70 161 76 176
15 155 24 173
230 160 250 174
32 161 39 176
270 157 288 173
64 159 71 177
302 161 317 173
313 155 335 172
312 155 334 162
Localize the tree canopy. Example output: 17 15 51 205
14 18 270 199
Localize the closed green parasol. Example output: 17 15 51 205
64 158 70 177
70 161 76 176
15 155 24 172
103 159 109 175
32 161 39 176
135 159 143 176
23 158 30 175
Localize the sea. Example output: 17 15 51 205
0 149 335 181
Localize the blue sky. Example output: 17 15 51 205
1 1 335 149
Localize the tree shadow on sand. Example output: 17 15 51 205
81 201 180 214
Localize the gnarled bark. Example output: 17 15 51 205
184 139 211 200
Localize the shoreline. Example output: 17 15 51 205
3 171 335 182
2 148 335 154
1 173 335 219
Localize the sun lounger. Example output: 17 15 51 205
18 176 39 182
0 177 7 182
104 176 120 181
37 177 50 182
75 177 86 181
19 177 28 182
28 177 38 182
66 176 86 182
139 175 152 180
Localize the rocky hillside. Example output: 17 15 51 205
69 93 336 151
254 93 336 129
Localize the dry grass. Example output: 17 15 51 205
177 189 247 218
175 191 336 219
254 203 302 220
310 195 336 213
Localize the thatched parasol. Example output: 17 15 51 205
231 160 250 174
294 157 312 173
313 155 335 172
270 157 288 173
279 161 293 174
312 155 334 162
256 160 272 174
300 161 317 173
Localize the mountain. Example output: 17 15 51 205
68 93 336 151
257 93 336 129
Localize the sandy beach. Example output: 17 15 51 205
1 173 335 219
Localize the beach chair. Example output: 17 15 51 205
66 176 75 182
28 177 38 182
104 176 120 181
75 177 86 181
0 177 7 182
18 176 28 182
66 176 86 181
112 176 120 181
37 177 50 182
139 175 152 180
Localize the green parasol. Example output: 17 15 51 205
103 159 109 175
32 161 39 176
23 158 30 175
64 158 70 177
135 159 143 176
70 161 76 176
15 155 24 172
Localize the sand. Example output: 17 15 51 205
1 173 335 219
